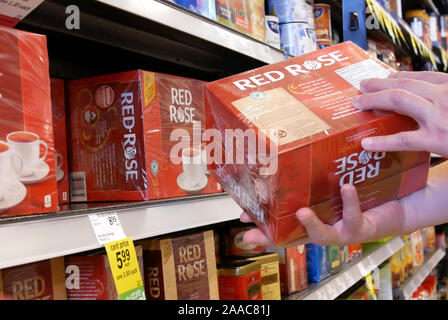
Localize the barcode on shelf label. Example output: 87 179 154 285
88 212 126 245
70 172 87 202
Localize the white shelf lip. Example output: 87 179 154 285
95 0 286 65
0 195 241 270
400 247 446 300
289 237 405 300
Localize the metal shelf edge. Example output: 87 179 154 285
287 237 405 300
96 0 286 64
0 195 241 269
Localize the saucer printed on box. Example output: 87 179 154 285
177 172 208 194
0 179 27 213
15 160 50 184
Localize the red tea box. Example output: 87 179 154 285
0 26 58 217
266 245 307 295
218 260 262 300
67 70 221 202
203 41 430 245
65 246 144 300
0 258 66 300
142 230 219 300
50 78 70 205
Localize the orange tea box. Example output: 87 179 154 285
50 78 70 205
203 41 430 245
0 26 58 217
67 70 221 202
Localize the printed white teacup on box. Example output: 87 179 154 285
6 131 48 177
0 140 23 200
181 147 204 187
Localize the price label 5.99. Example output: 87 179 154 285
105 237 146 300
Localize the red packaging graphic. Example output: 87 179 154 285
67 70 221 202
204 41 430 245
234 0 251 35
0 258 66 300
348 244 362 261
0 26 58 217
50 78 70 205
65 246 144 300
266 245 307 295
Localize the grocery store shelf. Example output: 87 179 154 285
368 0 443 69
0 194 241 269
394 247 446 300
287 237 405 300
19 0 285 80
97 0 286 65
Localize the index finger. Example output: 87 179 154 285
352 89 432 123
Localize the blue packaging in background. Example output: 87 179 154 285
268 0 312 23
279 21 316 56
306 244 330 283
171 0 197 12
197 0 216 20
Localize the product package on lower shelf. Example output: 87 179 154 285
203 41 430 245
265 245 308 295
141 230 219 300
0 257 66 300
224 252 282 300
65 246 145 300
306 244 330 283
327 245 341 275
217 260 262 300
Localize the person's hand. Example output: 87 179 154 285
241 184 406 247
352 71 448 157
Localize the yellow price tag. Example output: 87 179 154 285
105 237 146 300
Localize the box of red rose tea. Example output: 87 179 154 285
67 70 221 202
203 41 430 245
50 78 70 205
0 26 58 217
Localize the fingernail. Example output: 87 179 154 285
341 184 354 193
361 138 373 149
360 79 369 91
296 209 308 221
352 96 362 109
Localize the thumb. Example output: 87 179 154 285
296 208 339 245
340 184 363 233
